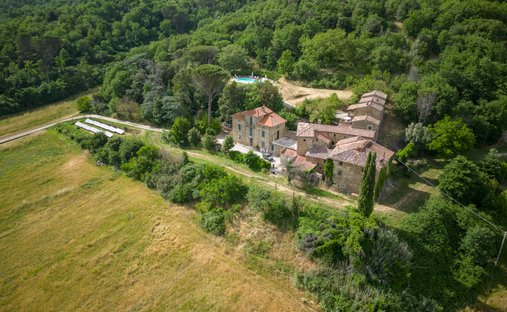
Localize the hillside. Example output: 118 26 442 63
0 0 507 311
0 132 314 311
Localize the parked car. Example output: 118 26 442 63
262 152 274 162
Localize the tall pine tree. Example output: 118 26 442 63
358 151 377 217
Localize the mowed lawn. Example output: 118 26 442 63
0 88 97 137
0 132 312 311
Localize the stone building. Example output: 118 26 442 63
231 105 287 154
305 136 395 194
295 122 376 156
347 101 384 121
280 90 393 194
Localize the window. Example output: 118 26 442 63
249 127 252 136
262 130 265 138
238 124 241 131
276 130 279 139
339 161 343 166
368 125 372 130
303 139 306 142
249 117 253 125
261 141 265 148
337 170 342 176
271 144 274 151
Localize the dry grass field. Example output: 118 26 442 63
0 131 315 311
0 88 97 137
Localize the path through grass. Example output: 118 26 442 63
0 131 315 311
0 88 97 137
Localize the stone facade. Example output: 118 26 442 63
351 118 380 132
333 160 364 194
348 105 383 121
231 106 287 153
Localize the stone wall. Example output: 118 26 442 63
352 119 379 132
332 160 363 194
351 107 383 121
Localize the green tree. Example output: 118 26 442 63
479 149 507 183
218 44 250 74
245 81 284 112
428 116 475 158
192 64 230 124
168 117 192 147
394 81 419 124
277 50 296 76
438 155 490 207
202 133 217 151
76 96 91 112
218 82 248 122
187 127 201 147
358 152 376 217
323 159 334 183
222 135 234 154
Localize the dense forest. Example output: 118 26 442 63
2 0 507 310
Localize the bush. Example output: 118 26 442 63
199 175 247 207
202 134 217 151
247 185 299 229
76 96 91 112
222 135 234 154
227 150 244 162
243 150 271 172
188 128 201 147
200 208 226 235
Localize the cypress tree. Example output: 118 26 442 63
358 151 377 217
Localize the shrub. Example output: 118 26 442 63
76 96 91 112
187 128 201 147
243 150 271 172
227 150 244 162
222 135 234 154
167 117 192 147
200 209 226 235
199 175 247 207
202 134 217 151
118 138 144 163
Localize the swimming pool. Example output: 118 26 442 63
234 77 257 84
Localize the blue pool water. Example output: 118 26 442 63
234 77 257 84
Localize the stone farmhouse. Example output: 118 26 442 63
229 90 393 195
281 90 394 194
231 105 287 154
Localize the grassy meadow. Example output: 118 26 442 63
0 88 97 137
0 131 315 311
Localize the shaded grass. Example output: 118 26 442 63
0 88 97 137
0 132 314 311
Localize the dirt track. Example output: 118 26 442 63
276 77 353 107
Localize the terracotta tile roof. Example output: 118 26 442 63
297 122 375 140
352 115 381 126
294 155 317 171
282 148 317 171
257 112 286 127
282 148 298 158
231 105 274 119
305 144 331 160
315 131 332 144
337 136 365 145
359 96 386 106
231 105 286 128
331 139 394 170
362 90 387 100
347 102 384 112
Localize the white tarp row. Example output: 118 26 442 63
85 119 125 134
75 121 114 137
